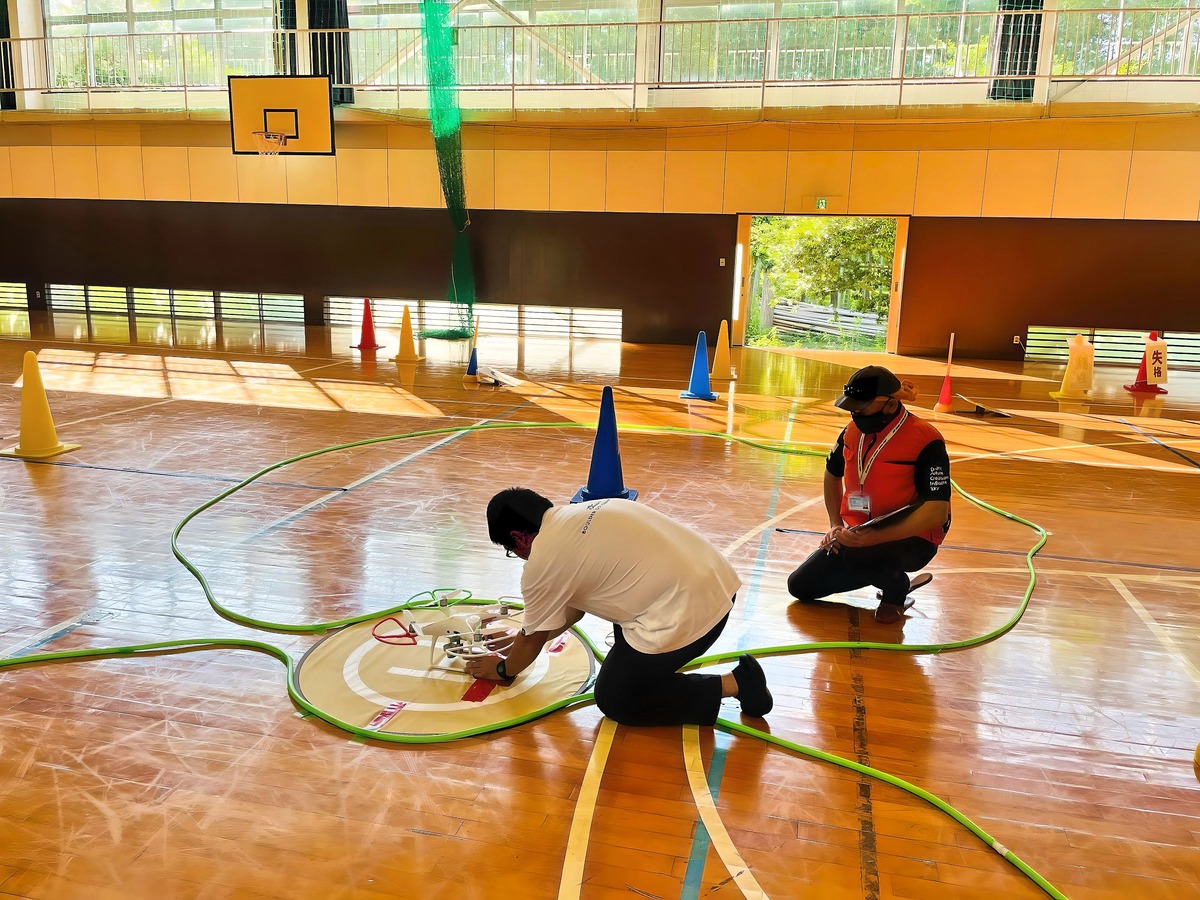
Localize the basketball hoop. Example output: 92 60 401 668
252 131 289 155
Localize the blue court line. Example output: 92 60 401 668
737 399 799 630
1118 418 1200 470
680 728 733 899
681 401 797 898
8 620 88 659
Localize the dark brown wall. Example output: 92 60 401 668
0 200 736 345
899 217 1200 360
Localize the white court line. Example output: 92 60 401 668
950 438 1200 473
682 725 767 899
1 615 87 659
293 361 346 376
557 717 618 900
1 398 176 443
1105 576 1200 683
723 497 825 556
251 418 491 536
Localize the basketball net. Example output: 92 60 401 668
252 131 288 155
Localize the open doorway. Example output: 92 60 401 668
748 215 896 352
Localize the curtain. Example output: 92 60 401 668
0 0 15 111
309 0 355 105
989 0 1044 101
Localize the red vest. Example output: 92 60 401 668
840 409 948 545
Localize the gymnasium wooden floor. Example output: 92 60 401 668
2 317 1198 900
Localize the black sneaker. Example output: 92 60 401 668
733 654 773 718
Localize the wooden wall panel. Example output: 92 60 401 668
898 217 1200 359
0 200 736 345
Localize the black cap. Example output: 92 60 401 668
834 366 902 412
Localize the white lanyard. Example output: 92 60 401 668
856 408 908 486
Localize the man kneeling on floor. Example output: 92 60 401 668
787 365 952 624
465 488 772 724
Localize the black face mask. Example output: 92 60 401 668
852 403 899 435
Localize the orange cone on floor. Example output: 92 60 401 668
393 304 423 363
1 351 81 460
1124 331 1168 395
352 298 384 351
933 332 956 413
710 319 734 381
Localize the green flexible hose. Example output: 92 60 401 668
717 718 1069 900
3 419 1066 897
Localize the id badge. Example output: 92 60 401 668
848 492 871 517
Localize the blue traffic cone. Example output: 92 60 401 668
571 385 637 503
463 347 481 383
680 331 718 401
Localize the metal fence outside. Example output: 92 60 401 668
3 9 1200 111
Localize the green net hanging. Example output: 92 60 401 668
420 0 475 340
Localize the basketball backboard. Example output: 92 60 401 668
228 75 336 156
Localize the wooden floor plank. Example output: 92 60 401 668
3 331 1200 898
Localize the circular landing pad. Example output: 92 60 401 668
296 606 596 737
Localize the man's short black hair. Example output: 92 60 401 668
487 487 553 548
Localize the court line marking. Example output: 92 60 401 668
950 437 1200 472
1 614 95 659
1 398 176 442
1118 418 1200 469
722 497 824 556
244 416 497 540
557 717 618 900
682 725 768 899
1106 576 1200 683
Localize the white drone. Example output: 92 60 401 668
377 596 524 675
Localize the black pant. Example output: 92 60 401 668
787 537 938 608
593 610 729 727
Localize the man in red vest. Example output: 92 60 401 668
787 366 951 624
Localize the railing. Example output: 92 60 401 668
773 302 886 340
3 9 1200 113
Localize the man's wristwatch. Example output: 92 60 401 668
496 659 512 681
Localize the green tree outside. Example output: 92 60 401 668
748 215 896 350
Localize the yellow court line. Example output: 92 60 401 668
557 716 618 900
1106 576 1200 683
682 725 768 899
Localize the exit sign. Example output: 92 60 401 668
816 198 827 210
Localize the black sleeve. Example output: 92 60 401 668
826 428 847 478
914 440 951 500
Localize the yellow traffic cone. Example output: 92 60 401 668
1 351 81 460
710 319 734 381
1050 334 1094 401
393 304 423 363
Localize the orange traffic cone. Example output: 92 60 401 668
933 332 956 413
393 304 423 363
1 351 81 460
1124 331 1168 395
352 298 384 351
